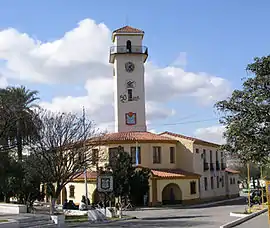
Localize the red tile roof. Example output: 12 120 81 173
160 131 220 147
113 26 144 34
95 131 177 144
225 168 240 174
73 171 97 180
151 168 201 179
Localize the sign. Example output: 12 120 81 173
125 112 136 125
266 181 270 224
97 175 113 193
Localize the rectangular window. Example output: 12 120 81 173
170 147 175 163
130 146 141 164
109 147 118 166
221 176 224 187
210 150 212 162
204 177 208 191
190 181 196 194
211 176 214 189
128 89 133 101
216 151 218 161
91 149 99 165
195 148 199 153
216 176 220 188
203 149 206 161
153 146 161 164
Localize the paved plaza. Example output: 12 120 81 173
74 198 250 228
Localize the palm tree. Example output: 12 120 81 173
1 86 40 160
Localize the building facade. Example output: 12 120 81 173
57 25 239 207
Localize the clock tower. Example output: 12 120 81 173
109 26 148 132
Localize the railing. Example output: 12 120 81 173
216 161 220 170
221 163 226 170
110 46 148 55
210 163 214 171
204 162 209 171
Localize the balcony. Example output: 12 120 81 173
216 161 220 170
221 163 226 170
203 162 209 171
109 46 148 63
210 163 214 171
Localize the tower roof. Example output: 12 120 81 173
113 25 144 34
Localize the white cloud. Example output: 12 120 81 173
194 125 226 144
0 18 232 131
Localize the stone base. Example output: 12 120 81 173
0 203 27 214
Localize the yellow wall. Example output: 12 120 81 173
92 142 177 170
64 181 97 204
156 179 199 202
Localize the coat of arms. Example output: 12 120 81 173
125 112 136 125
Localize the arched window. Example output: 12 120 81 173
126 40 132 53
69 185 75 198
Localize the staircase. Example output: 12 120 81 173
17 214 57 228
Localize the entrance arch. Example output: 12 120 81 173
61 187 67 204
162 183 182 205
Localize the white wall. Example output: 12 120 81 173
112 34 147 132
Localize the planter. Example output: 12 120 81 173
51 214 65 226
0 203 27 214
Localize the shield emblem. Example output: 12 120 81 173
125 112 136 125
101 178 110 190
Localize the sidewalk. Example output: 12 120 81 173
134 196 244 211
234 212 268 228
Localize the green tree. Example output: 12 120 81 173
0 86 40 160
130 168 150 206
215 56 270 164
111 150 134 200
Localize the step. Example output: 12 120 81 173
25 224 57 228
19 220 55 228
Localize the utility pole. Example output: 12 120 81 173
82 107 88 209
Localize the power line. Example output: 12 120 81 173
104 117 219 128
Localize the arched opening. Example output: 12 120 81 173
126 40 132 53
162 183 182 205
61 187 67 205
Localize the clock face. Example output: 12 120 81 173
125 62 135 73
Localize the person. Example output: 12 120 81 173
63 199 68 209
79 196 87 211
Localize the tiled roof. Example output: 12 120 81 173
151 168 201 179
73 171 97 180
225 168 240 174
113 26 144 34
96 131 177 144
160 131 220 147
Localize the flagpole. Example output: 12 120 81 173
135 141 139 166
82 106 88 208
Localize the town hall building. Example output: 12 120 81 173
59 25 240 206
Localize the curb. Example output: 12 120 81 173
220 209 267 228
69 217 137 227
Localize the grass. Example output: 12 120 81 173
65 215 88 223
0 220 8 223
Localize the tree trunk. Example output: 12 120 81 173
50 197 56 214
16 120 23 161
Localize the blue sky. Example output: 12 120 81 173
0 0 269 143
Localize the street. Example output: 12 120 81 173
75 198 249 228
235 212 268 228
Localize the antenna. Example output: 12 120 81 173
125 15 129 25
